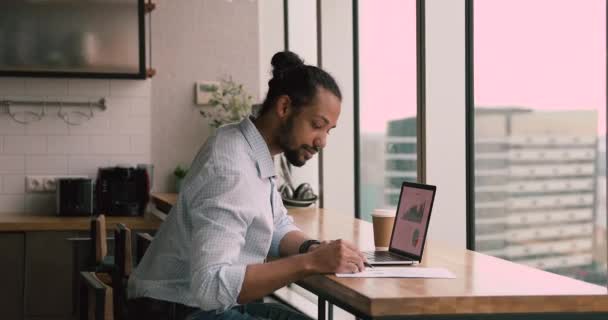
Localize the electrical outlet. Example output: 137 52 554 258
26 176 44 192
43 177 57 192
26 175 89 192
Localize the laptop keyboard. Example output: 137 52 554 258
364 251 413 262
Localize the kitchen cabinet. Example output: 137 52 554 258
24 232 76 319
0 214 161 320
0 233 25 320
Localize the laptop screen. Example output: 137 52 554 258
390 183 435 257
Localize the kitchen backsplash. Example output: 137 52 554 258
0 77 151 214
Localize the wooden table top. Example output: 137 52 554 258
150 193 608 317
0 213 162 232
288 207 608 317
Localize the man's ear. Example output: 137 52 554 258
275 95 292 120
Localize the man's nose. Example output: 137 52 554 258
314 134 327 150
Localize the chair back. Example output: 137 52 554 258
114 223 132 278
135 232 154 266
90 214 108 266
113 223 132 320
80 271 113 320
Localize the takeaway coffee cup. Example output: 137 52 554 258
371 209 395 250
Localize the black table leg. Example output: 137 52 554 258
318 297 326 320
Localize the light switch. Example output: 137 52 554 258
195 81 219 105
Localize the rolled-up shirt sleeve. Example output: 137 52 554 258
269 189 300 257
187 167 253 312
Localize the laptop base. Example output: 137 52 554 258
363 250 417 266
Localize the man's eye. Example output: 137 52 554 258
312 122 323 129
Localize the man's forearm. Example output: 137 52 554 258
278 230 315 256
238 238 367 304
237 253 316 304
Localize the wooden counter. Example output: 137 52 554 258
151 192 177 213
0 213 162 232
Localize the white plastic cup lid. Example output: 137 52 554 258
371 208 395 217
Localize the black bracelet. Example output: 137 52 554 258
298 239 321 254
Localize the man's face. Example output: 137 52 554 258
278 88 341 167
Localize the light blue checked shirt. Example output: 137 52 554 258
128 117 300 311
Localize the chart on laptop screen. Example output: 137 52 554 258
391 186 433 256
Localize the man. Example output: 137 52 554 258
129 51 366 320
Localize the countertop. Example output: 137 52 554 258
0 212 163 232
151 192 177 214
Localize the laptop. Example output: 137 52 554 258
363 181 437 265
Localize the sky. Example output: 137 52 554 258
475 0 606 134
359 0 606 135
359 0 417 134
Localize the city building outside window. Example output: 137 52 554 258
468 0 607 285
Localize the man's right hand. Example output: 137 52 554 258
307 239 366 274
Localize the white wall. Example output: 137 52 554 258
320 0 356 216
286 0 321 196
257 0 283 100
424 0 467 247
0 77 151 214
0 0 263 214
150 0 260 192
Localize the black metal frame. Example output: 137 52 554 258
606 0 608 291
353 0 427 218
416 0 427 184
465 0 476 250
283 0 290 51
317 0 325 209
353 0 361 218
0 0 147 79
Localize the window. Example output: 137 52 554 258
467 0 607 285
356 0 423 221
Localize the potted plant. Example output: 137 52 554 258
199 77 253 128
173 165 188 193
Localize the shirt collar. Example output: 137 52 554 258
239 116 276 179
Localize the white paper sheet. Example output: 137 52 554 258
336 267 456 279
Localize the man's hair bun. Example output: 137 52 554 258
271 51 305 78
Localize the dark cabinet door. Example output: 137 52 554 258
24 232 75 319
0 232 25 320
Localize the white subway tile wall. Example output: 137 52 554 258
0 156 25 174
0 195 25 213
0 78 151 214
2 175 25 194
25 155 68 175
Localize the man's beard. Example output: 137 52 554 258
278 114 309 167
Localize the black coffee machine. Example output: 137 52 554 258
96 166 149 216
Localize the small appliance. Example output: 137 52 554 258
56 178 94 216
95 166 149 216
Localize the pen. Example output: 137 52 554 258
364 262 374 269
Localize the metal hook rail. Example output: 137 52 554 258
0 98 106 110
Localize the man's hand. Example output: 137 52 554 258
307 239 367 273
